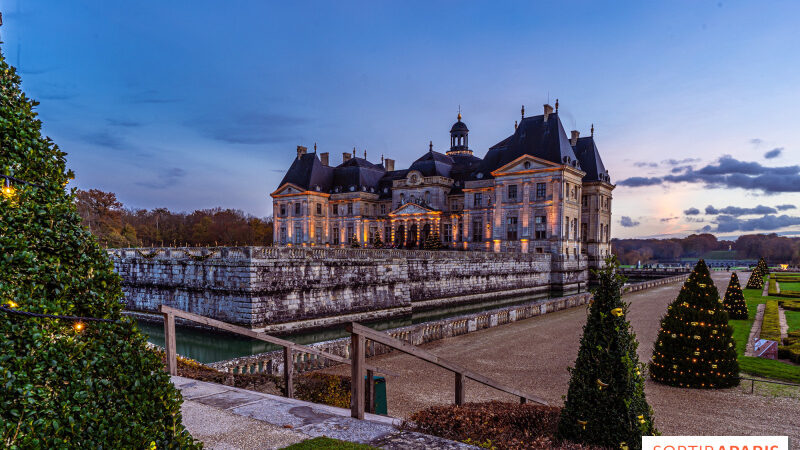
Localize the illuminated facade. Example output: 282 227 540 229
271 104 614 268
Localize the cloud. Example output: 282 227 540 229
683 207 700 215
134 168 186 189
81 130 128 150
704 204 777 216
671 165 693 174
776 204 797 211
192 112 309 145
107 118 142 127
617 176 663 187
750 138 763 146
660 217 678 222
686 217 705 223
707 214 800 233
764 147 783 159
620 216 640 227
662 158 700 165
618 155 800 194
633 162 658 168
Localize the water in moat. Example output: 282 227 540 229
136 288 578 364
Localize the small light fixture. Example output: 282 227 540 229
73 322 85 332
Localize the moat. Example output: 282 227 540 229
136 288 570 363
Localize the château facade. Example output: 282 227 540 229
271 103 614 270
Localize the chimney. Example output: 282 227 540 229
296 145 307 158
570 130 580 146
320 152 329 166
543 104 554 122
384 158 395 171
343 152 352 163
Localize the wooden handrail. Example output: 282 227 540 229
158 305 397 399
347 321 547 419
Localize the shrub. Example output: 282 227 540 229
722 272 748 320
759 301 781 342
0 49 198 447
559 257 656 449
294 373 351 409
408 401 601 450
768 278 779 296
779 300 800 311
651 259 739 389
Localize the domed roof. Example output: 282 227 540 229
450 120 469 133
450 113 469 133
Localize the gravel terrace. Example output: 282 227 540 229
321 271 800 442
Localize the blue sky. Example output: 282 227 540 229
3 0 799 238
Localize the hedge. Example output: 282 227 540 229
759 301 782 342
779 300 800 312
778 331 800 363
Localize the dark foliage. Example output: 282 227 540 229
612 233 800 265
557 257 656 449
409 401 601 450
722 272 748 319
650 260 739 388
75 188 274 248
746 259 768 289
0 50 198 447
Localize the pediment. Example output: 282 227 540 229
270 183 305 197
389 202 435 216
491 155 559 177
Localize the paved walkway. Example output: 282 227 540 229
173 376 474 449
320 271 800 443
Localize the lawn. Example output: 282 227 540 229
731 282 800 383
778 281 800 291
282 437 376 449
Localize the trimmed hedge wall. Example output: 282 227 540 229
778 331 800 364
759 301 782 342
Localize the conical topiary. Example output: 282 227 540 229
745 261 765 290
373 234 384 248
0 46 199 446
722 272 748 320
557 257 657 449
650 259 739 388
756 257 769 275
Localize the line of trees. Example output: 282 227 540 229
75 189 273 247
612 233 800 265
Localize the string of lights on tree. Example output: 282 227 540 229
649 259 739 389
2 173 119 332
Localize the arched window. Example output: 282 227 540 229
424 191 431 204
400 193 405 204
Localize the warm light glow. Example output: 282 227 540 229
1 185 15 198
73 322 85 332
6 300 18 308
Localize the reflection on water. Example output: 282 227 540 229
136 289 576 364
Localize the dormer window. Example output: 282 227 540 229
524 161 531 169
476 173 483 179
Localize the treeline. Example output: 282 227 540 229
75 189 273 248
612 233 800 265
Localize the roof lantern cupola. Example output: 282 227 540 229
447 106 473 156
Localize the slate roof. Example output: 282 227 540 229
473 113 580 180
278 153 333 191
573 136 611 183
450 120 469 132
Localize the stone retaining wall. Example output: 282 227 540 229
110 246 587 329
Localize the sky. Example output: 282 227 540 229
2 0 799 239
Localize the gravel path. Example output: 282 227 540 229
322 271 800 442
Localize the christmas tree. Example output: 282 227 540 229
349 236 361 248
745 260 766 289
756 257 770 275
557 257 657 449
650 259 739 388
722 272 748 320
0 45 198 446
373 234 384 248
423 232 443 250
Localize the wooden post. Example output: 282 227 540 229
283 347 294 398
351 330 365 419
455 372 465 406
163 312 177 376
366 369 375 414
